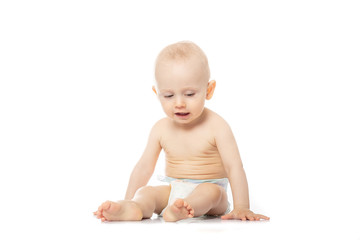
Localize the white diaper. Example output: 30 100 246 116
168 180 198 205
158 176 231 216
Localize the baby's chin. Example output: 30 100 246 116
168 114 192 124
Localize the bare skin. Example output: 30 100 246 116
94 200 143 222
94 198 194 222
94 42 270 222
95 185 170 221
94 182 229 222
162 199 194 222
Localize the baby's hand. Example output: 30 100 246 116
221 208 269 221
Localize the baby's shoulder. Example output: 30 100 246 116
206 109 230 127
205 109 233 134
151 117 171 132
147 118 169 141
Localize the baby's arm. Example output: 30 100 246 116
124 121 162 200
215 119 269 221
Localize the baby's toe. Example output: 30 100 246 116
101 201 111 211
190 209 194 216
174 199 184 208
95 211 103 219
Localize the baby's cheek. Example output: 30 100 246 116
163 102 173 110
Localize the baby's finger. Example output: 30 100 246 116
221 213 234 220
235 213 247 221
256 214 270 220
247 215 255 221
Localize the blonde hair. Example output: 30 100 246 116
155 41 210 81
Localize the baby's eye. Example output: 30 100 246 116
185 93 195 97
164 94 174 98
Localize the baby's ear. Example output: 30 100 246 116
206 80 216 100
152 86 157 95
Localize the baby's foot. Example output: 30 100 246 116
163 199 194 222
94 200 143 222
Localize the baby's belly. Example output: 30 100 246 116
165 157 227 179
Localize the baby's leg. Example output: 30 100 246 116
95 185 170 221
163 183 227 221
132 185 170 218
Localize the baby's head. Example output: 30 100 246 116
153 41 216 125
155 41 210 84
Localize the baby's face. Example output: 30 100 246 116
155 57 209 125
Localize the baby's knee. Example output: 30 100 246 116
198 183 223 198
135 186 155 196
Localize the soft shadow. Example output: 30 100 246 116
97 214 270 224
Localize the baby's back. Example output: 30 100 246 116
159 108 227 179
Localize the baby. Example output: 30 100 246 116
94 41 269 222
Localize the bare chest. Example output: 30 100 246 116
160 128 226 179
160 130 217 158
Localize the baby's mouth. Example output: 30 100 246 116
175 112 190 116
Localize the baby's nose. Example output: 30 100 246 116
175 97 186 108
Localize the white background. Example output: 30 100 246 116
1 0 359 239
